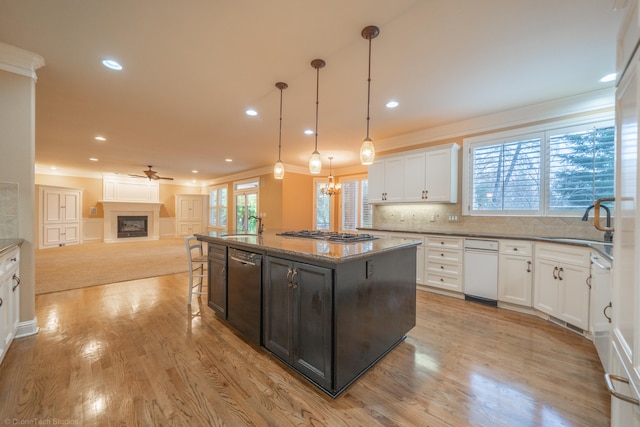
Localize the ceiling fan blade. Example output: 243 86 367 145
157 176 174 180
128 174 148 178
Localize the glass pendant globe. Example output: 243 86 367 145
273 160 285 180
309 150 322 174
360 137 376 165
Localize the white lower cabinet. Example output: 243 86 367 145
0 246 20 365
498 240 533 307
533 243 591 330
424 236 463 292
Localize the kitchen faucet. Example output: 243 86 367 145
581 204 613 242
249 215 264 234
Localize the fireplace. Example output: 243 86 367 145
117 216 148 238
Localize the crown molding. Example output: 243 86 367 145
0 42 45 80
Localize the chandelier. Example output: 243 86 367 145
321 157 341 196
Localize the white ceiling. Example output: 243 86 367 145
0 0 622 184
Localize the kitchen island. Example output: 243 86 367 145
196 230 420 397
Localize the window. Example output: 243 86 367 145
340 175 371 231
314 179 331 230
234 180 259 233
464 116 614 216
208 185 228 229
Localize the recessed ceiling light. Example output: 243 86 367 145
304 129 314 135
102 59 123 71
50 166 57 170
600 73 616 83
386 100 399 108
89 158 98 162
245 109 258 116
95 136 106 141
192 170 198 173
225 158 232 162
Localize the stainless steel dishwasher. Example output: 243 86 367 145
464 238 498 305
227 248 262 345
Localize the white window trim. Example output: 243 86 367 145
207 184 228 230
462 112 614 216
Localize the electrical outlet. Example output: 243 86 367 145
429 215 436 222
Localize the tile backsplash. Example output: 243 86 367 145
0 183 19 239
373 204 607 241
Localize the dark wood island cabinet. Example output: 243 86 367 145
196 231 420 397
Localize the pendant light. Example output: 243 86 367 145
309 59 326 174
273 81 288 180
360 25 380 165
321 156 342 196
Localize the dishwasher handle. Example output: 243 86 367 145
229 255 257 266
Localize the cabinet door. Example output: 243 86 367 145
292 262 332 390
43 190 63 223
558 264 590 330
403 153 426 202
424 148 456 202
263 257 294 361
63 192 80 222
367 161 385 203
0 276 9 357
498 254 532 306
384 158 404 202
63 223 80 244
178 198 194 220
533 258 559 316
208 256 227 317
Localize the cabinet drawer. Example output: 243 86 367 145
426 273 463 292
535 243 590 268
500 240 532 256
0 247 19 278
426 260 462 277
426 236 463 250
426 248 462 263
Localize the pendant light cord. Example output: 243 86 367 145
278 87 283 161
366 36 372 140
314 65 320 151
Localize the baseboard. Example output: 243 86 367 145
15 317 39 338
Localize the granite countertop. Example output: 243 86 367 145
0 239 24 255
359 227 613 261
195 230 421 264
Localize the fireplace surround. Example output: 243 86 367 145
100 201 162 243
117 215 148 238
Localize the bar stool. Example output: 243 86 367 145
185 235 207 304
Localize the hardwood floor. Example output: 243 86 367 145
0 273 609 426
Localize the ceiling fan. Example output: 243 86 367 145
129 165 174 181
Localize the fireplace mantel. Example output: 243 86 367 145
99 201 162 243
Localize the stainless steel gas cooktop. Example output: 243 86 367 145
277 230 378 243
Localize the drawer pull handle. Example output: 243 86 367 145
10 257 17 262
553 266 558 279
526 261 531 273
605 374 640 406
12 274 20 291
603 302 612 323
558 267 564 281
440 278 444 282
513 248 518 251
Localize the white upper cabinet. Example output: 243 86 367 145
368 157 404 203
369 143 459 204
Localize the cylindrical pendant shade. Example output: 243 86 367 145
309 151 322 174
274 160 285 179
360 137 376 165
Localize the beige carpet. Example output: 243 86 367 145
35 238 190 294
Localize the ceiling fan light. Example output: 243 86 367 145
360 137 376 165
309 150 322 174
274 160 285 180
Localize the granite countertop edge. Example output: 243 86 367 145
195 233 421 264
358 228 613 261
0 239 24 255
